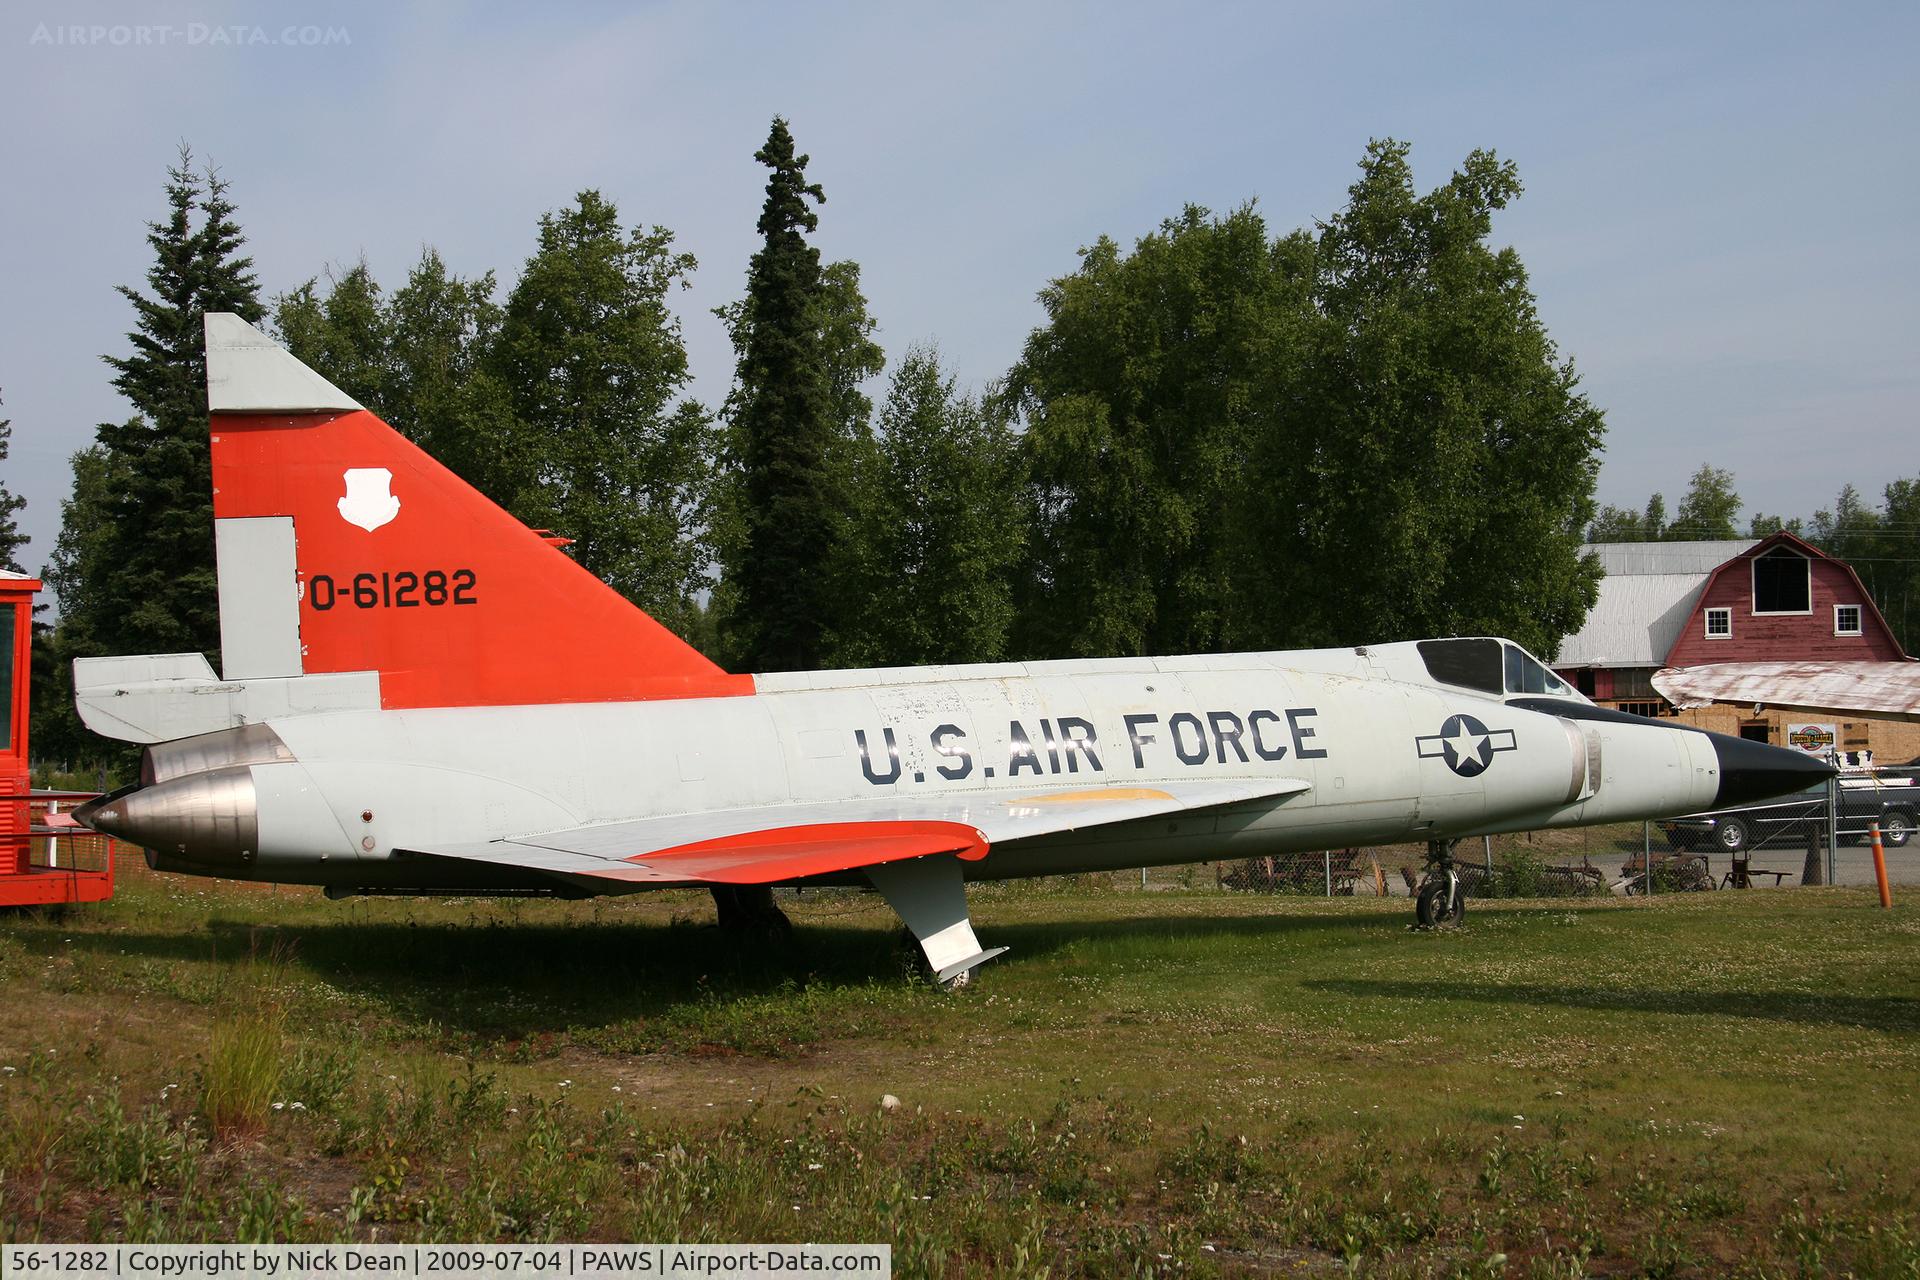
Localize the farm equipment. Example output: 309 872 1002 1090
0 571 115 908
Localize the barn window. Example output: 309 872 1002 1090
1752 546 1810 614
1614 668 1656 699
1834 604 1862 636
1705 607 1731 638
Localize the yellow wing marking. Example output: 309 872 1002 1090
1011 787 1174 805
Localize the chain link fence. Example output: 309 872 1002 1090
1144 776 1919 898
1203 825 1638 900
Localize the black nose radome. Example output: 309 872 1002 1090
1711 733 1836 807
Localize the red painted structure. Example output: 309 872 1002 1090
0 573 115 908
1663 532 1906 669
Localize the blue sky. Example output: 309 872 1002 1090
2 2 1915 571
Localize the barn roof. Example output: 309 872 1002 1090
1585 540 1757 576
1653 660 1920 722
1554 541 1756 669
1556 572 1716 668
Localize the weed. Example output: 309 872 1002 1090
229 1181 308 1242
1478 1138 1510 1197
203 1006 285 1139
201 943 290 1140
1164 1123 1264 1186
284 1039 361 1113
77 1091 202 1191
0 1063 70 1180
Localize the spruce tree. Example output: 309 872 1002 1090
720 117 848 674
715 256 884 666
36 445 129 767
82 149 263 660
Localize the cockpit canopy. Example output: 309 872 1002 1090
1416 637 1573 699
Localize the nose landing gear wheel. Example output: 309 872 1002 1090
1413 838 1466 930
1416 877 1466 928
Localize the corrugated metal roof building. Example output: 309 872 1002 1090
1584 540 1758 577
1553 537 1920 759
1556 572 1720 669
1553 543 1755 704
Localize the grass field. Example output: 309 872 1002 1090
2 860 1918 1277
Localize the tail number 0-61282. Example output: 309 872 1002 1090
308 569 477 611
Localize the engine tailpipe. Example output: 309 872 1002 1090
73 766 260 866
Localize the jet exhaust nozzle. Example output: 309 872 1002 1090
1711 734 1836 808
73 765 260 865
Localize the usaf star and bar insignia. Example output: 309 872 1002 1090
1415 713 1518 778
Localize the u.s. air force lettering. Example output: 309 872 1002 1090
854 708 1328 785
1415 713 1517 778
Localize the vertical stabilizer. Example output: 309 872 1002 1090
203 313 753 709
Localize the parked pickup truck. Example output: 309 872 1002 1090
1659 772 1916 853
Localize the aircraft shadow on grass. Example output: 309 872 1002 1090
59 905 1395 1039
1303 977 1920 1033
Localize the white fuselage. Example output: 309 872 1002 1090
212 645 1721 890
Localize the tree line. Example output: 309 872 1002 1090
23 126 1621 767
1589 464 1920 653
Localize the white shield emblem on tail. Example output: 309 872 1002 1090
337 468 400 532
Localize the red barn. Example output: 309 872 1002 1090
1553 533 1919 760
1663 532 1905 668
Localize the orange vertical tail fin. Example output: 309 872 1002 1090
204 313 752 709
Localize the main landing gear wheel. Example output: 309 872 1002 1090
1413 838 1466 930
709 885 794 941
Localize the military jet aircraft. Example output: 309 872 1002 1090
74 315 1830 985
